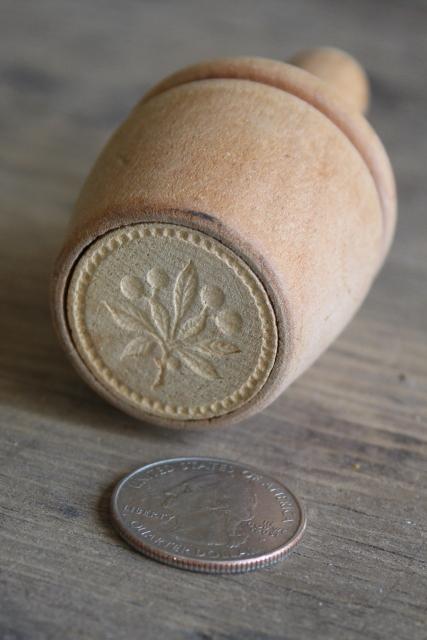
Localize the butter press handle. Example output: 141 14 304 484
52 47 396 429
290 47 369 113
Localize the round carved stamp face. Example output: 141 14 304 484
67 223 278 422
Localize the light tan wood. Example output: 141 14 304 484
67 223 277 422
1 2 426 639
289 47 370 113
52 47 397 428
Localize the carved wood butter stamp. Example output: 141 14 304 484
67 224 277 421
52 47 397 428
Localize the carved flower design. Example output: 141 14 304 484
104 261 241 389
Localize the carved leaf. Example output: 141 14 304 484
104 302 151 333
179 309 207 341
176 348 219 381
193 339 240 357
148 298 170 340
120 336 153 360
173 261 197 324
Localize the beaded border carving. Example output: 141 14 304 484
67 223 278 420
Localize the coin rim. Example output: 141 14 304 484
110 457 306 574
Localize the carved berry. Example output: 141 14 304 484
120 275 145 300
215 310 242 336
200 285 225 310
147 267 169 289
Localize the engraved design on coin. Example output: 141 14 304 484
111 458 306 574
67 223 278 421
104 262 241 390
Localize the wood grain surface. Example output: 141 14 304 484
0 1 426 639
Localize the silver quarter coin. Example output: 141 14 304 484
111 457 306 573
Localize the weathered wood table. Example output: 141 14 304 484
1 2 426 638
